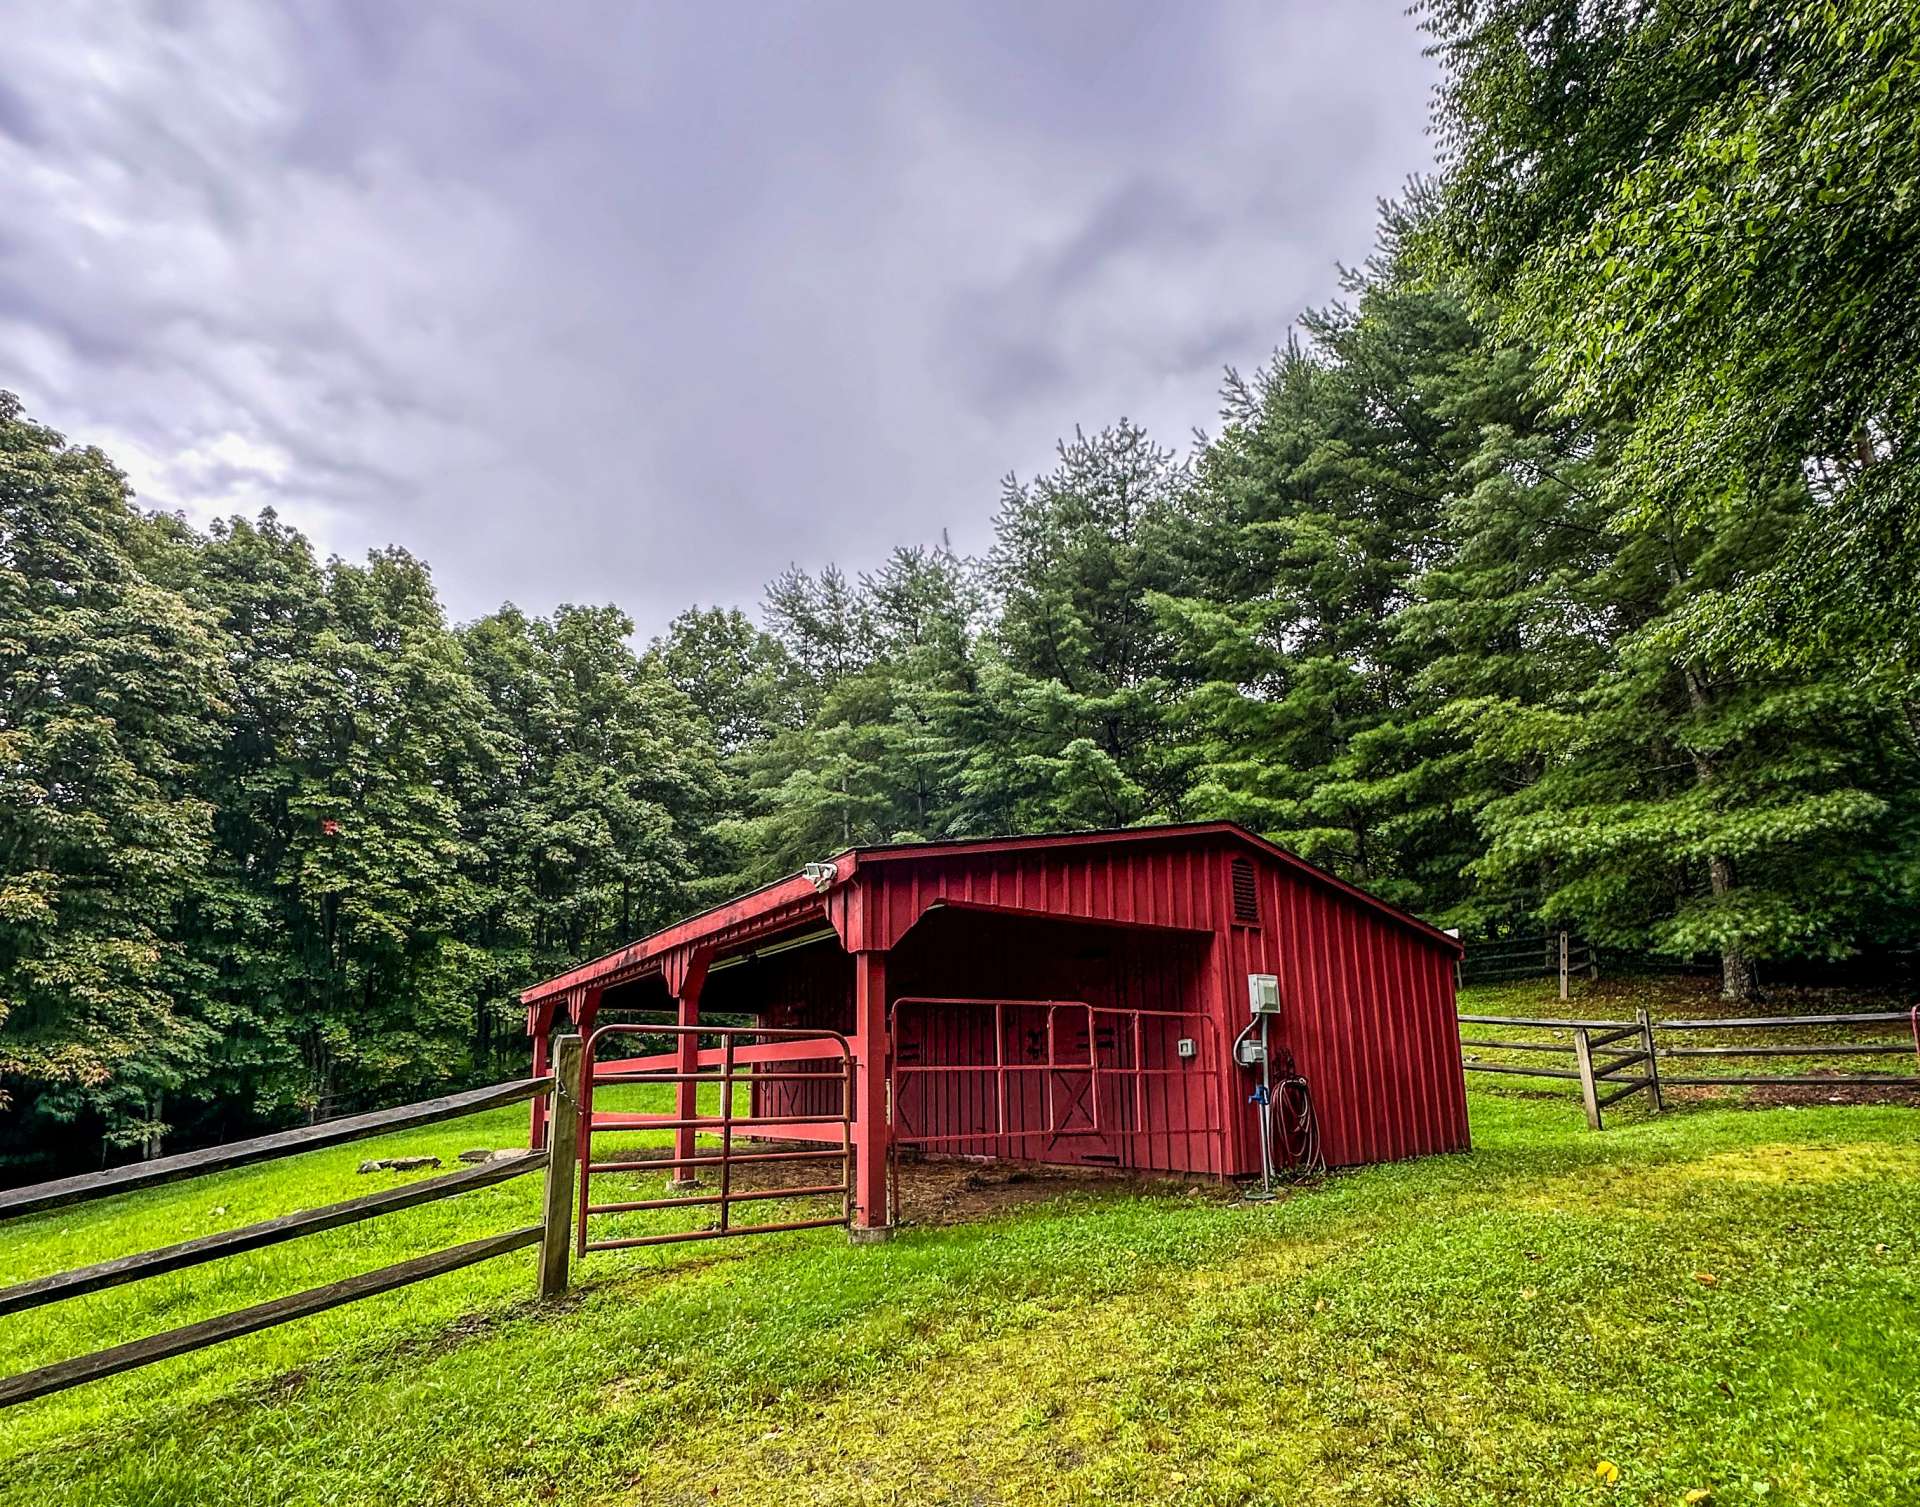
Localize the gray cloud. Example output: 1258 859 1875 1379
0 1 1436 631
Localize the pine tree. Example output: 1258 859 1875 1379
1155 240 1483 908
721 546 980 876
966 422 1188 832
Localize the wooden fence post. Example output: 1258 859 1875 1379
1572 1027 1604 1130
1637 1008 1665 1113
1558 930 1571 1002
539 1035 583 1299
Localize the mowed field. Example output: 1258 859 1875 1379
2 980 1916 1507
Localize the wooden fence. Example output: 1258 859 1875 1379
1457 930 1597 999
0 1036 587 1410
1459 1009 1920 1129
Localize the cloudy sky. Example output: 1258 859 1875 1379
1 2 1438 634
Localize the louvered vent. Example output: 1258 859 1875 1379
1230 857 1259 925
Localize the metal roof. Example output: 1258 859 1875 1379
520 820 1461 1007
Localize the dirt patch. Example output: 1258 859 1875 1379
1674 1076 1920 1110
603 1145 1239 1226
892 1156 1238 1226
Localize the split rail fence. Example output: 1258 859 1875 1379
1459 1008 1920 1129
0 1036 589 1410
1456 930 1596 999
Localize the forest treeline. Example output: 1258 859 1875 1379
5 2 1918 1172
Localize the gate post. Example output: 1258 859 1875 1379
539 1034 583 1299
1572 1027 1604 1131
1637 1008 1665 1112
850 950 893 1241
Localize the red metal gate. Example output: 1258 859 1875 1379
578 1023 855 1253
887 997 1225 1197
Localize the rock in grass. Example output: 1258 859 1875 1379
356 1155 442 1174
456 1148 521 1164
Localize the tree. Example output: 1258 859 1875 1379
175 512 335 1122
0 394 229 1153
721 545 981 877
1420 0 1920 687
464 602 725 1005
265 549 497 1109
1155 227 1491 912
967 422 1189 832
652 605 804 759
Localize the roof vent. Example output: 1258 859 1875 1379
1231 857 1259 925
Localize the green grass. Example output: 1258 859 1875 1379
2 1078 1917 1504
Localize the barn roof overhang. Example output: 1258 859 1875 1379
519 821 1460 1014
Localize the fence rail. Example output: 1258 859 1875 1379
1460 1008 1918 1129
0 1040 587 1410
1457 930 1597 998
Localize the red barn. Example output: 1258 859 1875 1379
521 822 1467 1242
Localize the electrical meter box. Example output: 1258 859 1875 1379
1247 973 1281 1015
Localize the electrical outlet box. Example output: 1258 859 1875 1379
1235 1038 1266 1067
1247 973 1281 1015
1176 1037 1197 1059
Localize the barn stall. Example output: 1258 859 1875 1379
521 822 1468 1246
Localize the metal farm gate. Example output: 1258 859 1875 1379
577 1024 855 1252
886 997 1225 1199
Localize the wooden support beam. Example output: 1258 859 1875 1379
1596 1077 1654 1109
1461 1062 1584 1081
1657 1011 1912 1030
1661 1073 1920 1088
0 1228 542 1410
1458 1014 1639 1031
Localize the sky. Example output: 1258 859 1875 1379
0 2 1439 635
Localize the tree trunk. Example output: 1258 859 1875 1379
1706 851 1757 1000
1681 665 1757 1001
143 1093 163 1161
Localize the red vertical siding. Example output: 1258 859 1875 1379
1227 846 1468 1171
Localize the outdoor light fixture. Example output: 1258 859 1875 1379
802 860 839 892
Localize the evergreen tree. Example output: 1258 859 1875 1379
1464 494 1920 998
967 422 1188 831
1156 239 1482 908
719 545 980 877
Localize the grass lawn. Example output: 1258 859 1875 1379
2 996 1917 1505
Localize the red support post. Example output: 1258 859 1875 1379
529 1029 552 1150
670 980 702 1188
572 986 603 1177
851 950 892 1239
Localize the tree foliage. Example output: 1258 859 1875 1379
8 2 1920 1172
